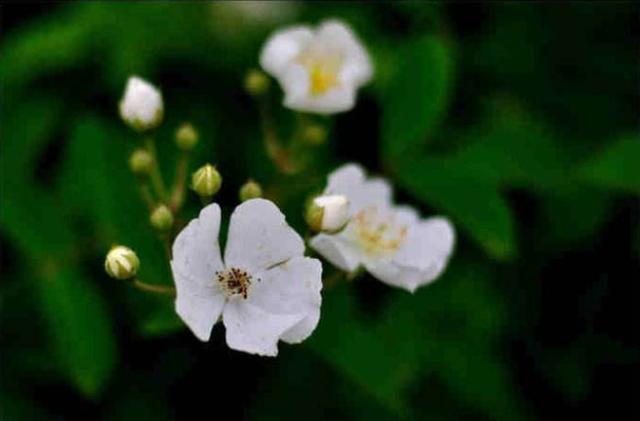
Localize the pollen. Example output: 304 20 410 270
297 49 343 96
215 267 255 299
352 207 408 256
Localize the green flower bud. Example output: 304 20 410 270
175 123 199 151
105 245 140 280
129 149 154 176
302 124 327 145
191 164 222 198
305 194 350 233
239 179 263 202
149 204 174 231
244 69 270 97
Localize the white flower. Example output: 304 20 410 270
310 164 455 293
260 19 373 114
119 76 164 131
171 199 322 356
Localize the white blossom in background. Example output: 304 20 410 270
310 164 455 293
260 19 373 114
119 76 163 131
171 199 322 356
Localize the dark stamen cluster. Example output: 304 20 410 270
216 268 253 299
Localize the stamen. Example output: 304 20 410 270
352 207 408 256
215 267 256 299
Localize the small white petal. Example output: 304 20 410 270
251 257 323 344
172 203 224 283
313 195 350 231
317 20 372 87
260 26 313 77
324 164 392 213
224 199 304 273
223 300 304 356
363 259 431 293
310 232 363 273
173 266 226 341
395 217 455 272
171 203 226 340
284 82 356 114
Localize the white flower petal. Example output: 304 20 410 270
324 164 392 213
173 265 226 341
283 78 356 114
317 20 372 87
310 232 363 272
363 259 434 293
395 217 455 272
224 198 304 273
223 300 304 356
171 203 224 283
260 26 313 77
171 203 226 341
251 257 322 344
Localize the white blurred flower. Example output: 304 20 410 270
171 199 322 356
119 76 163 131
260 19 373 114
310 164 455 293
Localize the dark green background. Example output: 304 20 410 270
1 2 638 420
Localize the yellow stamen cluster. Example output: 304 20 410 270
297 50 343 96
352 207 407 256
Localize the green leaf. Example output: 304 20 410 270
578 135 640 194
396 157 516 260
34 264 117 397
381 36 454 158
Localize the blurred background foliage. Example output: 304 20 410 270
0 2 638 420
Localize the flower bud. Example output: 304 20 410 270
239 179 263 202
301 124 327 145
175 123 199 151
191 164 222 198
244 69 270 97
149 205 174 231
305 194 350 233
129 148 154 176
119 76 164 132
105 245 140 280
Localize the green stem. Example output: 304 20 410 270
257 97 297 174
144 137 168 201
131 278 176 296
138 182 156 211
169 150 190 212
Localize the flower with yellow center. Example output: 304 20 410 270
310 164 455 293
260 19 372 114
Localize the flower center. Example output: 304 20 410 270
352 207 408 256
297 49 343 96
215 267 253 299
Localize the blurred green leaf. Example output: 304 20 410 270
35 264 117 397
381 36 453 158
578 135 640 194
396 157 516 260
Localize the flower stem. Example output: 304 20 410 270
144 137 168 201
131 278 176 296
137 182 156 211
169 150 190 212
257 97 297 174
